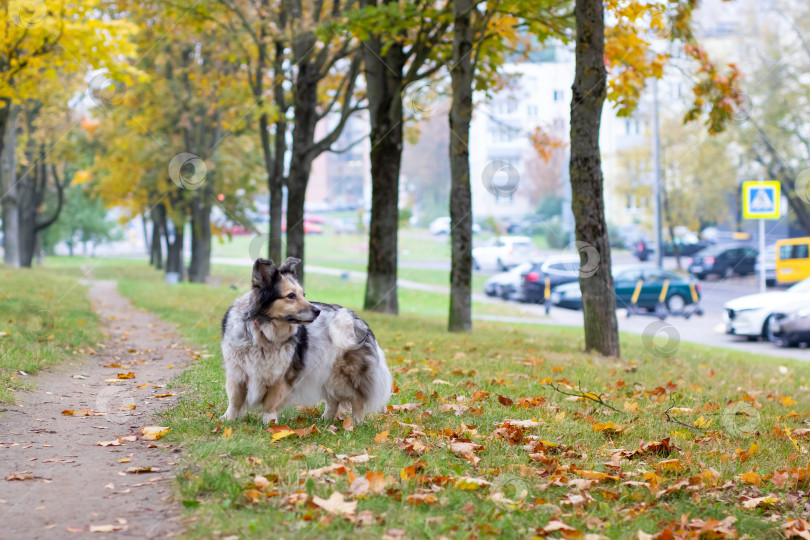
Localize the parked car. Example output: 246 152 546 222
776 237 810 285
687 245 758 279
472 236 538 271
755 244 777 287
632 238 712 261
724 278 810 339
666 239 712 257
768 302 810 347
550 266 700 311
281 218 323 235
429 216 480 236
519 255 580 303
332 218 360 235
483 262 535 300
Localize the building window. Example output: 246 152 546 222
553 90 563 102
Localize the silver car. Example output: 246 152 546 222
769 302 810 347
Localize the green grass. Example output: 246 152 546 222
108 268 810 539
0 265 101 402
43 256 516 319
211 229 453 264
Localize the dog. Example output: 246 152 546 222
220 257 392 425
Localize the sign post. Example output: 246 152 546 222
742 180 781 293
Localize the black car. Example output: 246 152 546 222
688 245 758 279
632 238 711 261
519 257 580 303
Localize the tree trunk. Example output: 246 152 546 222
0 103 20 267
569 0 620 357
362 6 406 314
286 63 319 283
151 203 165 270
269 37 287 264
188 186 212 283
255 21 286 264
447 0 474 332
17 134 40 268
165 217 185 278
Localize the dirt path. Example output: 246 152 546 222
1 281 195 539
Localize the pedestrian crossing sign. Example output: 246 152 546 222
743 181 780 219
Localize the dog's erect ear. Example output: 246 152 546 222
252 258 277 289
278 257 301 275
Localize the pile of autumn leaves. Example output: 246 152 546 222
222 381 810 539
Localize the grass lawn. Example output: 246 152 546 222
0 265 101 402
43 256 506 318
211 229 453 264
104 264 810 538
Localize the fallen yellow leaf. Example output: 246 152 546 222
141 426 170 441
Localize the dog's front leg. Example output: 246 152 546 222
221 378 247 421
261 381 290 425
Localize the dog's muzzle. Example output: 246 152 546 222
286 306 320 324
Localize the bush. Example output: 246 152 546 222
544 221 569 249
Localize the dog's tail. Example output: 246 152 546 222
366 343 393 413
327 311 392 413
327 310 362 351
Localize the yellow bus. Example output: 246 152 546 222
776 237 810 284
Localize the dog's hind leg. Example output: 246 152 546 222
321 398 340 421
261 381 290 425
351 397 365 424
221 378 247 421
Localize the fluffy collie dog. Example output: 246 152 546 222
220 257 392 424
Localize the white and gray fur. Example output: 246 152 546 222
220 257 392 424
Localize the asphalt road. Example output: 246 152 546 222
474 253 809 361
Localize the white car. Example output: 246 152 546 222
724 278 810 339
429 216 481 236
473 236 538 271
483 262 534 299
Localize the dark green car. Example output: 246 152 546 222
550 266 701 312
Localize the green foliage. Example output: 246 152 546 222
41 186 121 255
537 195 564 220
544 220 568 249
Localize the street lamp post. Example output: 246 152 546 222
652 78 664 268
